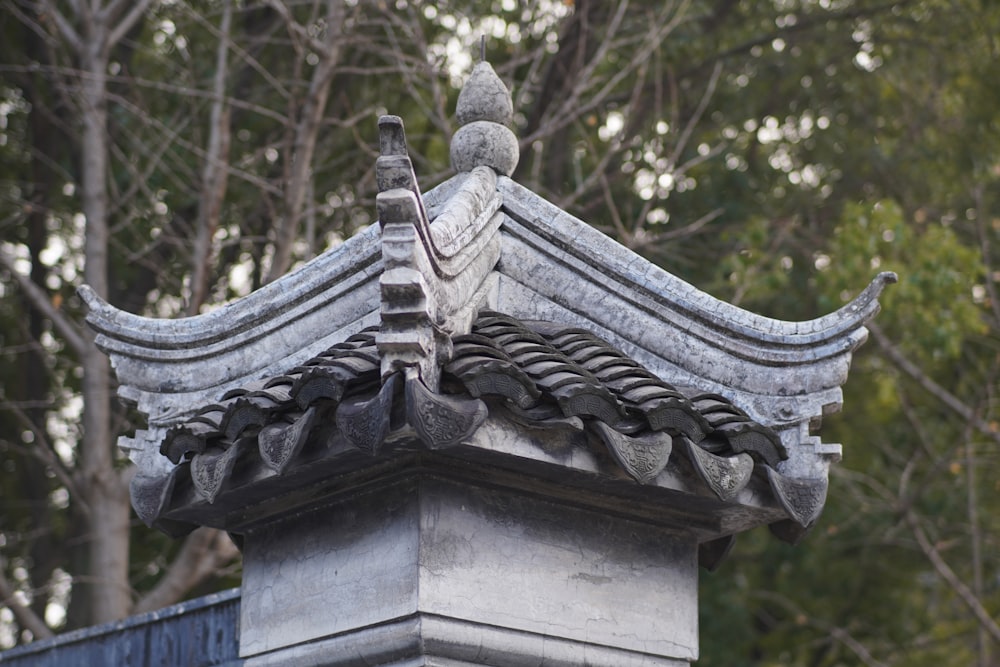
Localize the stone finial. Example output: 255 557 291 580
450 61 519 176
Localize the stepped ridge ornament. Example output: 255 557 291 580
82 59 894 562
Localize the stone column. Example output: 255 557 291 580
236 459 699 667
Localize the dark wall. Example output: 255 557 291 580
0 589 241 667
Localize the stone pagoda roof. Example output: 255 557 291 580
82 61 893 567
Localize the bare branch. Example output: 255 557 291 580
106 0 155 48
0 251 88 357
523 1 692 146
668 61 723 170
37 0 83 54
652 207 724 243
904 508 1000 645
3 2 60 49
752 590 888 667
106 110 196 223
266 0 350 282
0 64 290 124
2 401 91 516
596 171 629 241
132 529 240 615
0 567 54 641
377 7 452 138
104 91 281 196
868 322 1000 448
181 1 291 100
262 0 328 55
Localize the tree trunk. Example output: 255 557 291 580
77 35 131 623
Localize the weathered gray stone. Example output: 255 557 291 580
456 62 514 126
239 477 698 666
81 54 892 667
450 61 520 176
79 236 383 477
376 119 503 389
83 58 891 489
450 120 520 176
492 176 896 480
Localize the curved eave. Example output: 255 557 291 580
81 223 381 354
80 229 382 401
82 171 890 436
499 177 895 354
79 175 470 385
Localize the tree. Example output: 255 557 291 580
1 1 998 663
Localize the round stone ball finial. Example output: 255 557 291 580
450 61 519 176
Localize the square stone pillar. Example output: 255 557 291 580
237 473 698 666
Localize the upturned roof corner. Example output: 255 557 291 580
81 58 894 560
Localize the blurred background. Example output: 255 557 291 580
0 1 997 665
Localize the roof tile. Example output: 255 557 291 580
144 311 812 544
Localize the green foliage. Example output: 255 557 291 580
818 199 987 363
